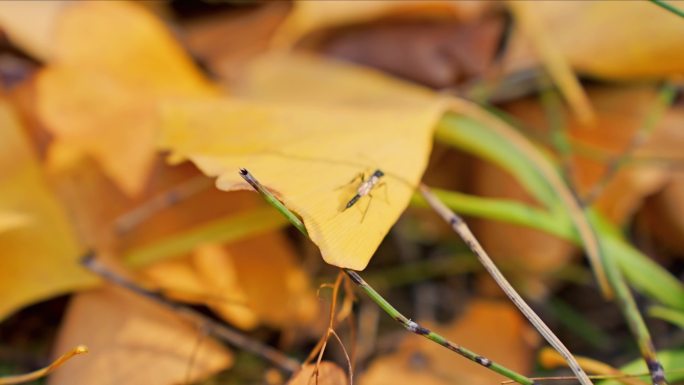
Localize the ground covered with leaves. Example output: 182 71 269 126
1 1 684 385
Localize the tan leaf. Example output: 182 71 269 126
48 285 232 385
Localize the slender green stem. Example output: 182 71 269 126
238 168 535 385
649 0 684 18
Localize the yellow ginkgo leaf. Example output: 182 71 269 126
37 1 216 196
160 53 446 270
0 100 93 320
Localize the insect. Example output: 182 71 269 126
342 169 386 221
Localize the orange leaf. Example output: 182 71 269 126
37 1 216 196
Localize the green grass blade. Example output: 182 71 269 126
649 306 684 329
122 206 288 268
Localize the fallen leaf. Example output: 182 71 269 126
37 1 216 196
275 0 492 46
0 211 31 234
638 173 684 254
359 300 535 385
286 362 347 385
318 16 504 89
48 285 232 385
227 232 318 328
160 53 446 270
0 99 93 320
43 124 318 330
143 244 259 330
0 1 67 61
504 1 684 79
180 2 290 81
143 234 318 330
503 85 671 224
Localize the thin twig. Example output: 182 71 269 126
80 253 301 374
115 176 213 234
238 168 536 385
418 183 593 385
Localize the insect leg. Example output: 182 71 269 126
377 181 389 204
361 194 373 223
336 172 365 190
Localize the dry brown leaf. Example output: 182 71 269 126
0 100 93 320
504 1 684 79
180 2 290 81
48 285 232 385
504 85 671 224
286 362 347 385
275 0 492 46
640 176 684 253
359 300 535 385
36 1 216 196
318 16 504 89
636 104 684 253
